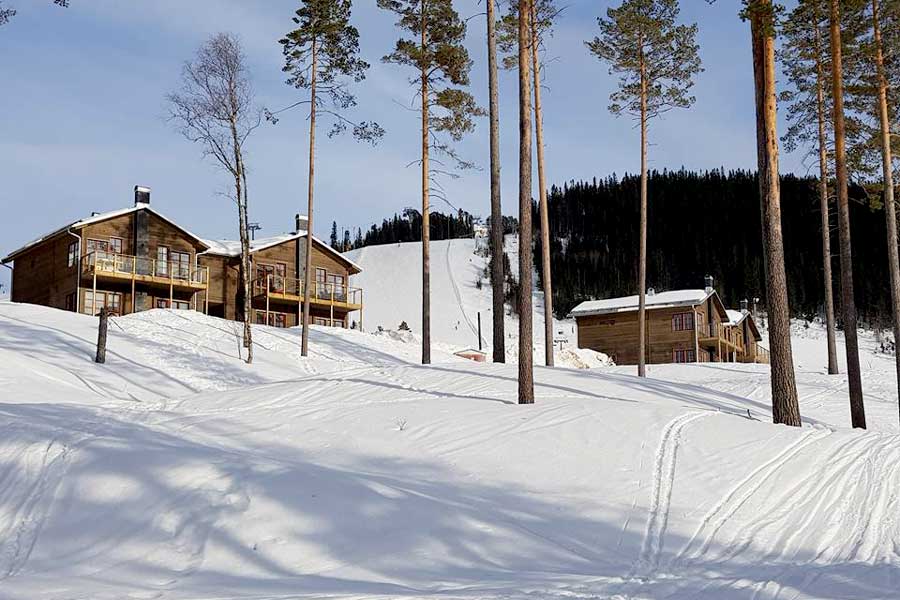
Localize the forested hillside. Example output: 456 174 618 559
535 169 893 324
337 209 476 251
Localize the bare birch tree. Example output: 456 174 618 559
167 33 261 364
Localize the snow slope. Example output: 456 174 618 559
1 301 899 599
345 237 596 367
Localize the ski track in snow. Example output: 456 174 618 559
635 411 710 577
0 437 79 580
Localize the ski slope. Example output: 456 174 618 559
0 301 899 599
346 237 604 368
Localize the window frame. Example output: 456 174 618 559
67 241 78 268
672 311 695 332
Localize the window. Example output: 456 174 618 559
171 251 190 279
327 273 345 301
156 298 190 310
157 246 169 276
673 348 696 363
315 268 327 298
256 263 287 292
67 241 78 267
672 312 695 332
83 291 122 316
255 310 287 327
109 237 123 254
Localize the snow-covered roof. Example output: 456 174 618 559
2 204 209 263
202 232 363 273
726 309 747 326
568 289 714 318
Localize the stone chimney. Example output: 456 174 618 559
295 213 309 233
647 287 656 296
134 185 151 206
704 275 714 294
740 299 749 314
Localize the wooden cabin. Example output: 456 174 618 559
1 186 363 329
200 215 362 329
568 280 769 365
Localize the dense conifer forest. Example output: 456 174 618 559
335 209 477 251
535 169 893 324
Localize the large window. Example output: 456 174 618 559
109 237 123 254
672 312 695 332
256 262 287 292
83 290 122 316
171 251 190 279
327 273 345 301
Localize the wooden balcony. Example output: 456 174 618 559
252 276 363 311
81 252 209 290
697 322 742 352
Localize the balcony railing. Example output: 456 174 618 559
81 251 209 286
697 321 742 349
252 275 362 308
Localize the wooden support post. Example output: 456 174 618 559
169 264 174 307
266 274 271 325
330 284 334 326
95 307 108 364
205 286 209 315
360 290 363 332
91 266 97 316
131 256 136 314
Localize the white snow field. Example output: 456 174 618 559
1 238 899 599
346 237 608 369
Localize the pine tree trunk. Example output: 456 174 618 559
421 11 431 366
638 47 648 378
829 0 865 428
531 2 553 367
518 0 534 404
813 12 839 375
301 39 317 358
751 1 800 425
872 0 900 422
487 0 506 364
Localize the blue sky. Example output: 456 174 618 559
0 0 806 293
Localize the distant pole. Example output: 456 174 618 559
477 311 482 351
95 307 108 364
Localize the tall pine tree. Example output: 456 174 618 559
781 0 840 375
278 0 382 356
378 0 483 364
587 0 702 377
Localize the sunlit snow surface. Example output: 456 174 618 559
1 240 899 599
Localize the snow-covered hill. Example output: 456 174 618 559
1 300 899 599
345 237 605 368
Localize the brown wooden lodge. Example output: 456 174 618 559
1 186 363 329
568 278 769 366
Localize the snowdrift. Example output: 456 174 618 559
0 302 899 599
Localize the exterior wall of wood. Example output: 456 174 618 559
7 211 361 330
10 233 79 310
575 306 697 365
575 298 767 365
